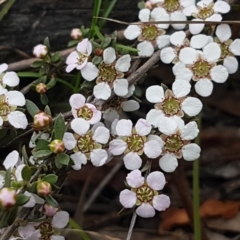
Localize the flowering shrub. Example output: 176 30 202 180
0 0 239 239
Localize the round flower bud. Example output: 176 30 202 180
95 48 103 56
33 44 48 58
49 139 65 154
71 28 82 40
43 203 58 217
33 112 53 131
145 1 154 9
37 181 52 197
36 83 47 94
0 188 17 208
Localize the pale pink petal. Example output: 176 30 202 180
76 39 92 55
135 118 151 136
139 8 150 22
159 154 178 172
103 47 116 64
126 169 144 188
137 41 154 57
210 65 228 83
179 47 197 64
119 189 137 208
115 54 131 72
223 56 238 74
92 126 110 144
144 140 162 158
70 152 87 170
175 68 193 82
146 109 164 128
91 149 108 166
3 150 19 170
206 13 222 22
147 134 164 147
216 24 231 42
181 121 199 140
18 224 36 238
182 143 201 161
147 171 166 190
229 39 240 55
69 94 85 109
197 0 213 7
93 82 111 100
71 118 90 135
194 79 213 97
203 42 221 62
180 0 195 7
124 25 141 40
51 236 65 240
213 0 230 13
52 211 69 228
2 72 19 87
113 79 128 97
151 8 170 29
121 100 140 112
81 62 99 81
146 85 165 103
66 63 77 73
123 152 142 170
170 31 186 46
109 139 127 155
172 80 191 98
158 117 178 135
63 132 76 150
152 194 170 211
181 97 203 116
136 203 155 218
160 47 176 64
116 119 132 136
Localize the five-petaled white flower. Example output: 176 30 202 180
158 116 201 172
173 42 228 97
215 24 240 74
63 118 110 169
0 86 28 129
65 38 99 81
109 118 162 170
146 81 202 127
119 170 170 218
124 8 170 57
183 0 230 34
69 93 101 124
160 31 212 64
0 63 19 88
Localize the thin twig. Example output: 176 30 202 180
126 212 137 240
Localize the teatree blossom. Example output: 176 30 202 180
0 63 19 88
183 0 230 34
124 8 170 57
160 31 212 64
0 86 28 129
63 118 110 169
146 81 202 127
18 211 69 240
173 42 228 97
69 93 101 124
65 38 99 81
109 119 162 170
87 47 131 100
119 170 170 218
150 0 194 30
215 24 240 74
158 116 201 172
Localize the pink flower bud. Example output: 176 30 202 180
145 1 154 9
49 139 65 154
33 112 53 131
0 188 17 208
36 83 47 94
43 203 58 217
37 181 52 197
71 28 82 40
33 44 48 58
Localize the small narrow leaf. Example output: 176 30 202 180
44 105 52 116
51 52 61 63
46 77 57 89
44 37 51 50
21 166 33 182
31 60 44 68
36 139 50 150
42 174 58 185
16 194 30 206
102 36 112 48
55 153 70 166
67 40 79 47
45 195 59 208
33 150 52 158
3 168 11 188
40 93 48 105
54 114 65 140
25 100 40 117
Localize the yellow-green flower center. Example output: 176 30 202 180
162 97 181 116
192 59 211 78
126 134 145 152
77 105 93 121
76 134 95 153
219 42 230 59
163 0 180 12
99 64 117 83
0 95 10 120
77 52 88 65
165 134 183 152
37 222 54 240
136 184 155 203
142 25 159 41
197 5 214 20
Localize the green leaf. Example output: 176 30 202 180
25 100 40 117
44 105 52 116
94 26 104 41
138 1 145 9
44 37 51 50
54 114 65 139
21 145 29 163
7 207 18 226
17 72 41 78
89 0 102 38
55 153 70 166
39 64 50 75
46 77 57 89
40 75 47 84
31 60 45 68
67 40 79 47
45 195 59 208
42 174 58 185
33 150 52 158
116 43 138 52
36 139 50 150
40 93 48 105
91 40 101 49
3 168 11 188
16 194 30 206
27 182 37 193
102 36 112 48
51 52 61 63
9 129 17 139
11 181 24 189
92 56 102 65
21 166 33 181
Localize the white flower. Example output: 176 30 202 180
160 31 212 64
124 8 169 57
0 86 28 129
119 170 170 218
183 0 230 34
33 44 48 58
158 116 201 172
92 47 131 100
66 38 99 81
63 118 110 169
146 81 202 127
109 119 163 170
69 93 101 124
215 24 240 74
174 42 228 97
0 63 19 88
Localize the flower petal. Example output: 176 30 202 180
146 85 165 103
216 24 231 42
137 41 154 57
151 8 170 29
115 54 131 72
119 189 136 208
210 65 228 83
123 152 142 170
181 97 203 116
135 118 151 136
144 140 162 158
156 35 170 49
109 139 127 155
71 118 90 135
189 19 204 35
179 47 197 64
146 109 164 128
171 12 187 30
182 143 201 161
170 31 186 46
63 132 76 150
160 47 176 64
93 82 111 100
203 42 221 62
126 169 144 188
190 34 210 49
18 224 37 238
121 100 139 112
139 8 150 22
183 5 197 16
76 38 92 55
69 94 85 109
81 62 99 81
113 79 128 97
0 63 8 74
223 56 238 74
213 0 230 13
6 91 25 106
70 152 87 170
181 121 199 140
194 79 213 97
147 171 166 190
103 47 116 64
116 119 132 136
124 25 141 40
2 72 19 87
8 111 28 129
136 203 155 218
3 150 19 170
153 194 170 211
158 117 178 135
159 154 178 172
91 149 108 166
52 211 69 229
172 80 191 97
229 39 240 55
93 126 110 144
